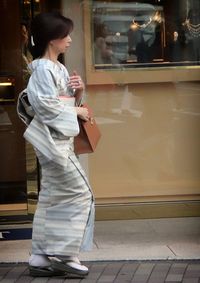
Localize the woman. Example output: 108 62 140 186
24 12 95 278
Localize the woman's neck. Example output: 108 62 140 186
42 48 58 63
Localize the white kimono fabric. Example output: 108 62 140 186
24 59 94 256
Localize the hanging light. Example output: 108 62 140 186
130 19 139 30
130 10 162 31
153 11 162 23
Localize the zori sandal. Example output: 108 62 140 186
29 264 65 277
51 257 89 276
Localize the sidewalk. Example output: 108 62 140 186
1 260 200 282
0 217 200 262
0 217 200 282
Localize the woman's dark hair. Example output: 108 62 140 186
30 12 73 59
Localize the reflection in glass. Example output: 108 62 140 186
92 1 200 69
182 8 200 62
0 77 15 102
21 22 33 87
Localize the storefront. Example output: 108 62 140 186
0 0 200 228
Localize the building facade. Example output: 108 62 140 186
0 0 200 226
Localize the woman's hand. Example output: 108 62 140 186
76 106 89 121
68 71 84 91
69 71 84 105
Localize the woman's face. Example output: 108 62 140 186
50 34 72 54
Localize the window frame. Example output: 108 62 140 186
83 0 200 85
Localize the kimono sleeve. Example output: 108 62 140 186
27 67 79 137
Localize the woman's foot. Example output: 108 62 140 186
51 256 89 276
29 254 65 277
29 254 51 267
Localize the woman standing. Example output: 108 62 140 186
23 12 94 278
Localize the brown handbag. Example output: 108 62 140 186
74 104 101 155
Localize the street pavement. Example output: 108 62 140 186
1 260 200 282
0 217 200 282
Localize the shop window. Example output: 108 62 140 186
92 0 200 69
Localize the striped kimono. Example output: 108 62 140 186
23 59 94 256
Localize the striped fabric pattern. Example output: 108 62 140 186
18 58 94 256
23 59 80 167
32 149 94 255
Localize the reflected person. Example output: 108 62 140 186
94 23 115 64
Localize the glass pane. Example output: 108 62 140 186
92 0 200 69
0 0 40 207
87 81 200 203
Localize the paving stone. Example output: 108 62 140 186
165 273 184 282
0 265 27 283
182 278 199 283
63 272 92 283
80 272 100 282
0 260 200 283
31 278 49 283
149 279 165 283
15 274 34 283
114 277 132 283
148 271 168 283
187 264 200 270
131 275 149 282
15 267 32 282
63 278 81 283
78 262 107 283
89 262 107 271
114 262 139 282
148 262 171 281
97 262 124 282
151 263 171 272
135 263 155 274
164 261 188 282
102 262 123 274
0 266 11 281
184 271 200 278
171 263 188 268
131 262 154 282
47 278 65 283
120 262 139 273
98 274 117 282
184 264 200 278
167 263 188 275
